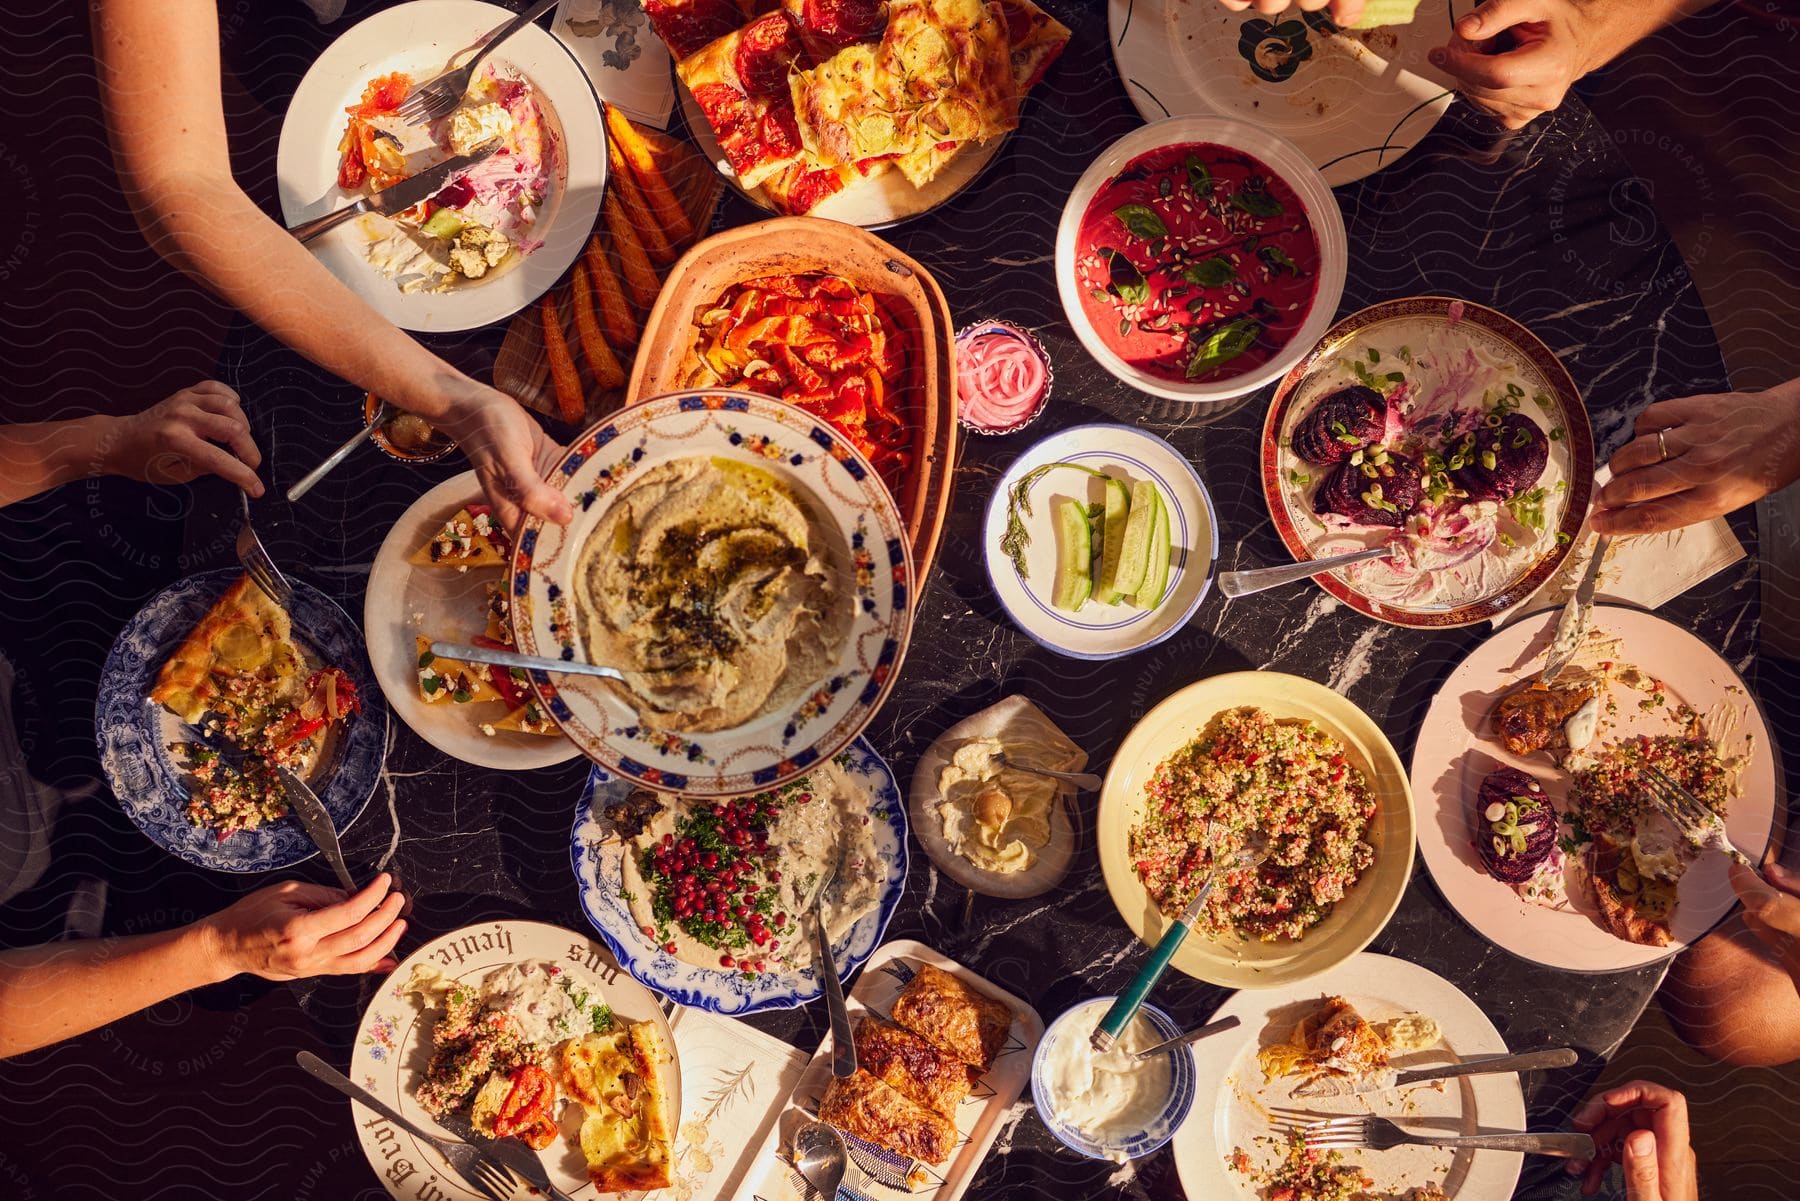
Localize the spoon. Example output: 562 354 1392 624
287 400 388 502
1217 546 1391 598
1091 828 1270 1052
992 750 1103 792
794 1121 855 1198
430 641 699 684
1132 1013 1241 1060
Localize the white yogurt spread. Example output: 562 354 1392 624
1042 1002 1172 1161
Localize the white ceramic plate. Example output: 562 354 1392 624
348 919 679 1201
1172 953 1525 1201
982 423 1217 659
1108 0 1460 185
676 87 1005 229
1410 604 1778 972
276 0 605 333
1055 117 1348 403
511 389 914 795
365 470 578 771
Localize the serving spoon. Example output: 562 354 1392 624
991 750 1104 792
287 400 388 502
429 641 702 683
1217 546 1391 598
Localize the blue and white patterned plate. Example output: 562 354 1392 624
512 389 915 796
1031 997 1196 1161
96 568 388 873
569 734 908 1014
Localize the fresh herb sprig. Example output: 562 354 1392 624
1000 461 1111 578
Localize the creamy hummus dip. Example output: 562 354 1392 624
937 737 1062 874
573 457 850 732
620 759 884 976
1042 1000 1172 1161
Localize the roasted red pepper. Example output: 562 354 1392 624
492 1064 558 1149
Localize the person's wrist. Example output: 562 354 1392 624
187 912 241 985
68 414 123 484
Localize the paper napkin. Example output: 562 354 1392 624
553 0 675 128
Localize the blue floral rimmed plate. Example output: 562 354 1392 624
96 568 388 873
569 734 908 1014
511 388 915 796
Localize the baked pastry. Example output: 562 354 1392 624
1588 836 1675 947
1259 995 1389 1083
562 1022 675 1190
852 1017 979 1119
890 963 1013 1070
819 1068 960 1165
149 573 300 724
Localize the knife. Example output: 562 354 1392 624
1538 534 1610 686
276 764 359 894
287 142 502 244
1290 1046 1579 1098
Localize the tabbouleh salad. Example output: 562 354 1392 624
1129 707 1376 942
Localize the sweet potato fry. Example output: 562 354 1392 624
539 291 586 424
607 139 678 265
604 103 693 243
569 263 627 391
583 234 639 347
603 194 662 311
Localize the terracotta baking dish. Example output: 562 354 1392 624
626 217 958 582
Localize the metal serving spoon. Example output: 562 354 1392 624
991 750 1104 792
287 400 388 502
1217 546 1391 598
430 640 630 683
795 1121 862 1198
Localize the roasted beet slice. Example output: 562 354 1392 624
1313 451 1422 527
1450 412 1549 501
1473 765 1557 884
1292 385 1387 465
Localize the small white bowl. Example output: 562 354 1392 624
1030 997 1197 1161
1055 116 1348 403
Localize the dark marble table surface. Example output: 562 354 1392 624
0 1 1764 1199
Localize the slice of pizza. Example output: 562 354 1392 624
562 1022 675 1190
410 505 507 569
678 13 812 191
415 636 502 705
150 574 302 724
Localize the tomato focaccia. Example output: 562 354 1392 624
677 12 812 191
561 1022 675 1190
643 0 756 59
150 574 301 724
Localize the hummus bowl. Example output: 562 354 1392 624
570 736 909 1014
512 389 915 795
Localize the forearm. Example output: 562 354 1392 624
1575 0 1722 73
0 415 116 508
0 922 231 1057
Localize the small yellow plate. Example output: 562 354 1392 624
1097 671 1415 989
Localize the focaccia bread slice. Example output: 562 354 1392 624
563 1022 675 1190
819 1068 959 1164
889 962 1013 1070
149 573 300 724
678 15 810 191
853 1016 979 1118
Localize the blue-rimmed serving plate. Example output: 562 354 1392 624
512 389 915 796
96 569 388 872
983 423 1218 659
569 734 908 1014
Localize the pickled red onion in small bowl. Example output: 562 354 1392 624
955 322 1053 435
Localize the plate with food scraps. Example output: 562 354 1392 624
1109 0 1461 186
1410 604 1778 973
1171 952 1524 1201
96 568 388 873
276 0 605 333
349 919 681 1201
907 693 1087 898
570 734 908 1014
511 388 913 796
984 423 1218 659
1262 296 1595 628
1097 671 1415 989
1056 116 1347 402
366 470 578 771
725 940 1044 1201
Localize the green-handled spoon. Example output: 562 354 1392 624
1091 829 1269 1052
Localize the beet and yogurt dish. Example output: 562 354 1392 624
1072 143 1321 384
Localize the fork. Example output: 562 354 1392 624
1643 766 1753 867
1298 1113 1594 1158
237 491 294 606
294 1052 523 1200
393 0 560 125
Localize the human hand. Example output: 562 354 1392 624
1568 1080 1698 1199
1730 860 1800 989
1428 0 1600 129
99 381 264 495
1590 382 1800 534
1215 0 1366 30
200 873 407 982
435 383 572 535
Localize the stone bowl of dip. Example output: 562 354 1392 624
1056 116 1347 404
1030 997 1197 1162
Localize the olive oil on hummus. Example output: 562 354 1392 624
573 456 851 732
